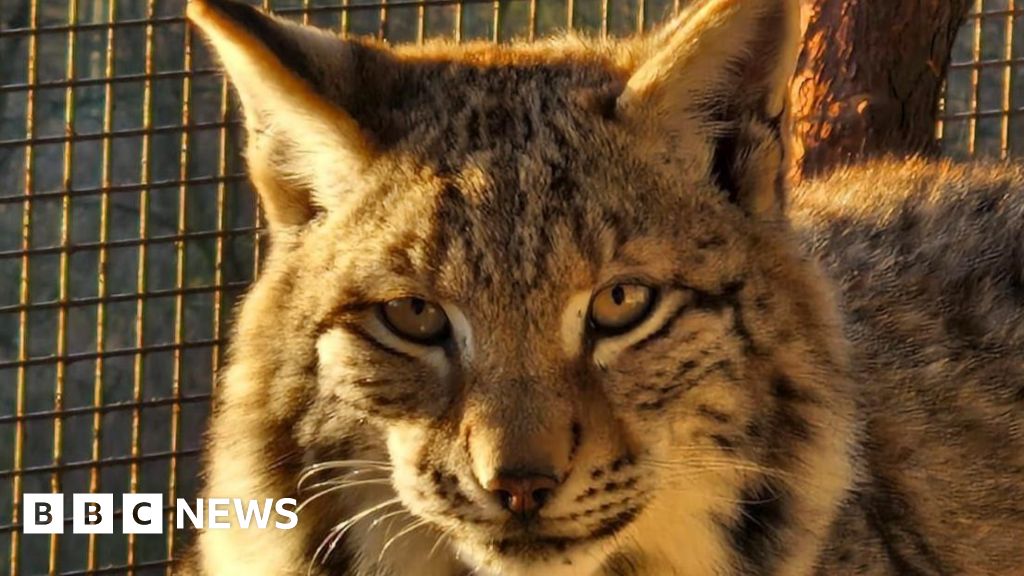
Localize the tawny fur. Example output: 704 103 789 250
178 0 1024 574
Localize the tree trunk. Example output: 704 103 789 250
788 0 973 181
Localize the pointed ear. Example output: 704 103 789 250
618 0 800 217
187 0 378 228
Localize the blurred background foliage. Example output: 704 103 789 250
0 0 1020 573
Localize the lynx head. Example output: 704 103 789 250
189 0 855 574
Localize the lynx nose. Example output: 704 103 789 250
486 471 560 520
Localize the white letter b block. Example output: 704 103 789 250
73 493 114 534
23 493 64 534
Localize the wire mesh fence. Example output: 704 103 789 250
942 0 1022 157
0 0 1019 574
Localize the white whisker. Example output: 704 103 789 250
297 461 393 491
295 478 392 515
428 531 451 561
297 484 350 515
368 508 409 531
299 477 392 496
377 518 431 565
308 497 403 575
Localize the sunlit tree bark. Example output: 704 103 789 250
788 0 973 181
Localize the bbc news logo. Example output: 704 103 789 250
23 494 298 534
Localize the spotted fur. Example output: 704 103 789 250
179 0 1023 574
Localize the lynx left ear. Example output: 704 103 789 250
618 0 800 217
187 0 379 228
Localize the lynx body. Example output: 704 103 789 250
181 0 1024 574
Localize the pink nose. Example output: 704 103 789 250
486 471 560 520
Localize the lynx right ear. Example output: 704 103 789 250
618 0 800 218
187 0 378 228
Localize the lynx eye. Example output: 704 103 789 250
590 283 655 333
380 298 450 344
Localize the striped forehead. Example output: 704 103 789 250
358 54 624 154
391 83 632 292
337 63 675 307
425 156 620 299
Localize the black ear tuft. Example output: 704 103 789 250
187 0 380 228
199 0 322 88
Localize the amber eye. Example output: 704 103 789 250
380 298 450 344
590 283 655 333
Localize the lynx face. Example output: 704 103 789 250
308 133 771 574
188 0 856 574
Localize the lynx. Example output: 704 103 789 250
180 0 1024 574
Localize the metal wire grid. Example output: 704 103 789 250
941 0 1022 157
1 1 257 573
0 0 1019 574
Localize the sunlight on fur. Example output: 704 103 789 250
179 0 1024 574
